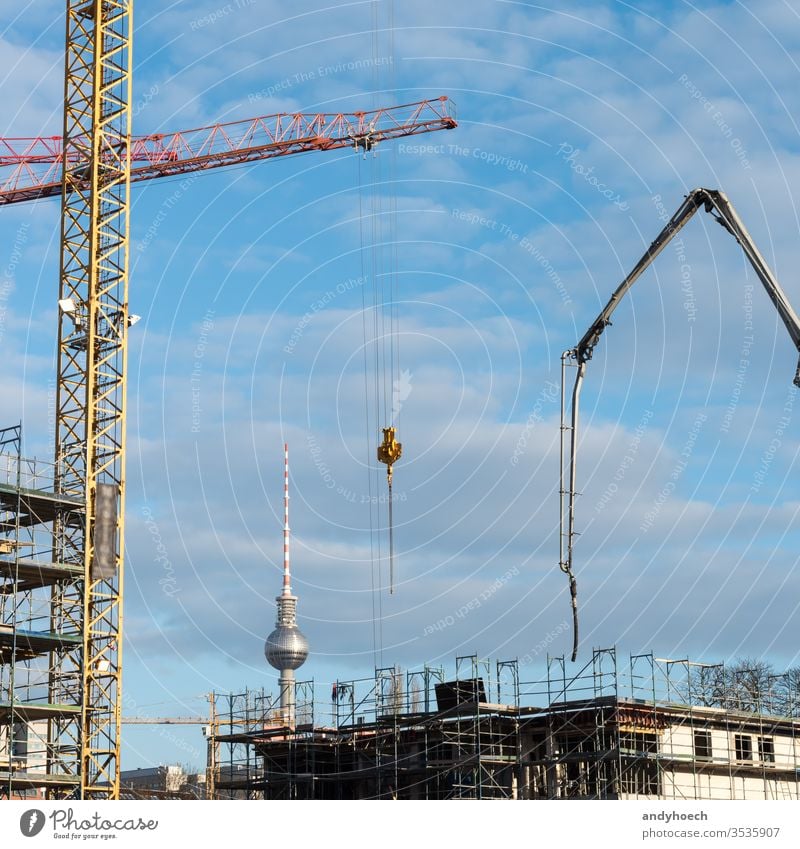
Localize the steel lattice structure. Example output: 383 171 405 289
0 98 456 205
54 0 132 799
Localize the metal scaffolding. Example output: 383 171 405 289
208 648 800 800
0 425 84 797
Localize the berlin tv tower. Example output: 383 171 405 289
264 443 309 727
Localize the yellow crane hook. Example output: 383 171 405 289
377 426 402 484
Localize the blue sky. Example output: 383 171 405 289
3 0 800 769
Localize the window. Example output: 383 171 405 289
619 762 660 796
734 734 752 761
619 732 660 797
619 731 658 756
428 743 454 762
556 734 597 798
693 730 712 760
11 723 27 761
557 733 595 756
758 736 775 763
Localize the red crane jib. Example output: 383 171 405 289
0 97 456 205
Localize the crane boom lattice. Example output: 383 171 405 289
0 98 457 206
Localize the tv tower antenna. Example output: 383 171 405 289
265 444 309 727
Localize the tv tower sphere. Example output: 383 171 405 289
265 620 309 670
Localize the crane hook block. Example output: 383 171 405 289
377 426 402 482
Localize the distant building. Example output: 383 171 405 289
120 765 206 799
0 718 49 799
2 720 207 799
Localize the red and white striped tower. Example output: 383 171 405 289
265 443 309 727
282 442 291 597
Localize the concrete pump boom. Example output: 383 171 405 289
559 188 800 662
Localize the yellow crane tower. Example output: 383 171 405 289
54 0 133 799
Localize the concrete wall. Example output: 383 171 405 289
631 720 799 800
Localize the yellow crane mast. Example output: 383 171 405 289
54 0 133 799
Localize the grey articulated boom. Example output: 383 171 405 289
559 188 800 662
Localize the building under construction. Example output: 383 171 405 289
206 439 800 802
208 648 800 801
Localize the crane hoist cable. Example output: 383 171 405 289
359 142 402 596
559 187 800 662
363 0 402 596
373 137 403 595
374 159 402 595
377 426 402 592
358 154 383 664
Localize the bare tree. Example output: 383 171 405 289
724 659 774 712
681 659 780 713
768 667 800 717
